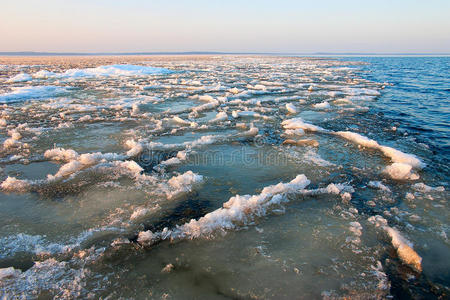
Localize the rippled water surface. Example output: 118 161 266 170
0 56 448 299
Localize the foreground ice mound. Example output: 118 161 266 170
137 175 355 245
34 64 173 79
138 175 311 244
0 86 67 103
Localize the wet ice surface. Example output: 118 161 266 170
0 56 448 299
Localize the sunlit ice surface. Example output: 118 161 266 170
0 55 448 299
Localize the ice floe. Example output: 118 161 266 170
137 174 311 244
6 73 32 83
368 181 391 192
383 163 419 180
334 131 425 179
282 117 327 132
412 182 445 192
313 101 331 109
369 215 422 272
0 86 67 103
285 103 297 114
209 111 228 123
137 175 355 245
164 171 203 199
33 64 173 79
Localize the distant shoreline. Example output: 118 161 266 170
0 51 449 57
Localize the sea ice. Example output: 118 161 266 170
282 117 326 132
0 86 67 103
285 103 297 113
6 73 32 83
313 101 330 109
33 64 172 79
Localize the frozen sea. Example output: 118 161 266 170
0 56 448 299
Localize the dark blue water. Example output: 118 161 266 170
342 56 450 178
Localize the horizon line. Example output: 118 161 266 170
1 51 450 57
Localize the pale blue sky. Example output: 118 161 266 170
1 0 449 53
